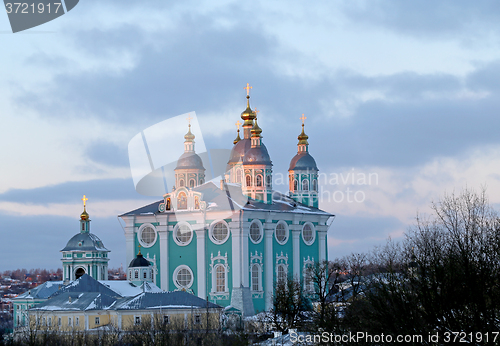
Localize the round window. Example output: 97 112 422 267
173 265 193 289
250 222 262 243
275 222 288 244
302 223 315 245
174 224 193 246
138 225 157 248
211 221 229 244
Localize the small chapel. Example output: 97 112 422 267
119 85 334 315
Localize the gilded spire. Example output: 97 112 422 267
298 114 309 145
80 195 89 220
233 120 242 144
137 245 142 256
241 83 256 126
184 115 195 142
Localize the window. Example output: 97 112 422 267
312 179 318 191
163 315 170 324
256 174 263 187
135 316 141 325
277 265 287 284
302 223 315 245
174 223 193 246
251 264 260 291
177 192 187 209
216 265 225 292
179 179 185 187
194 314 201 325
194 196 200 209
48 317 52 326
236 169 242 183
266 175 272 187
199 178 204 184
42 317 46 326
58 317 61 326
275 222 288 244
293 179 298 191
174 265 194 289
211 221 229 244
75 317 79 326
189 179 195 188
249 221 262 243
143 271 147 279
139 224 157 248
302 179 309 191
68 317 72 326
95 317 100 325
135 270 139 279
246 175 252 187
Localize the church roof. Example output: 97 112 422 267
61 233 109 252
175 152 205 170
31 292 117 312
14 281 64 300
129 253 151 268
113 291 222 310
120 181 332 216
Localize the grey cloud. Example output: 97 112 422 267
85 140 129 167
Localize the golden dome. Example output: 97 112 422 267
233 129 241 144
80 207 89 221
251 117 262 138
241 95 256 126
298 124 309 145
184 124 195 142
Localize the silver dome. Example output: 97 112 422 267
175 152 205 170
289 152 318 171
61 233 109 252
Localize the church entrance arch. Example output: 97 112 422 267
75 268 86 279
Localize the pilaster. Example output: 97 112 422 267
195 227 206 299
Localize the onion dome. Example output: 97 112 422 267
233 129 241 145
80 208 89 221
227 138 251 165
298 124 309 145
241 95 256 126
184 124 195 142
251 117 262 138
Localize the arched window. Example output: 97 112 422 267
189 179 195 188
302 179 309 191
293 180 298 191
251 264 260 291
194 196 200 209
256 175 263 187
312 179 317 191
135 270 139 279
216 265 225 292
199 178 204 185
143 271 147 279
266 175 272 187
179 179 185 187
246 175 252 187
177 192 187 210
236 169 242 184
277 265 286 284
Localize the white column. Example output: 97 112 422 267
195 227 206 299
318 230 327 263
292 229 300 280
231 226 242 288
122 216 136 269
240 219 250 288
158 217 169 291
264 226 274 311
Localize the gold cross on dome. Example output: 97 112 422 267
254 108 260 117
82 195 88 207
244 83 252 96
235 120 241 130
300 114 307 125
186 115 193 125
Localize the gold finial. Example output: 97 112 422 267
82 195 88 208
138 245 142 256
255 108 260 117
244 83 252 97
300 114 307 125
186 115 193 126
80 195 89 221
234 121 242 144
184 116 195 142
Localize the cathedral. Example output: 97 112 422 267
119 86 334 315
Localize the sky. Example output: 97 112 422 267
2 0 500 271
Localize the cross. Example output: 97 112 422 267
186 115 193 125
300 114 307 125
82 195 88 207
254 108 260 117
235 120 241 130
244 83 252 96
